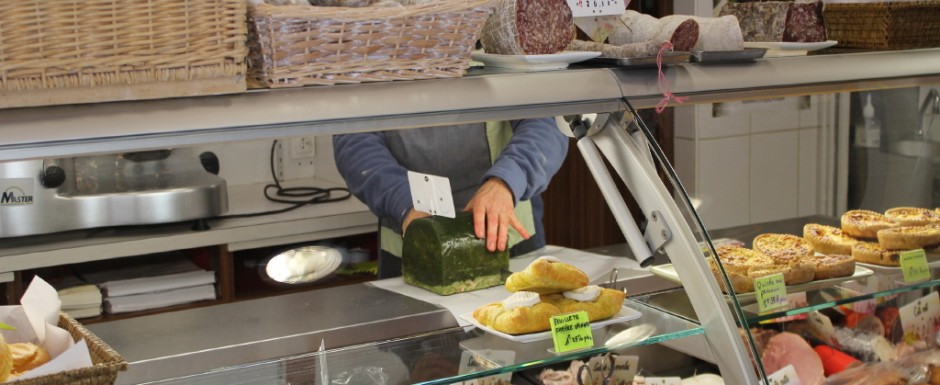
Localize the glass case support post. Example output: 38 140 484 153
577 108 761 384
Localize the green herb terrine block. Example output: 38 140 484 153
402 214 509 295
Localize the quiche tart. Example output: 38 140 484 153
708 257 756 293
877 225 940 250
841 210 898 239
746 261 816 286
803 223 860 255
806 254 855 280
713 245 774 275
753 233 814 265
884 207 940 227
851 242 902 267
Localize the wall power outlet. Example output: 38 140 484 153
277 136 317 181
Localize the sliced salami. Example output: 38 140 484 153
783 2 827 43
480 0 575 55
719 1 826 43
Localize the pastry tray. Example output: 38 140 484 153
690 48 767 64
649 263 874 304
582 52 691 68
460 306 642 343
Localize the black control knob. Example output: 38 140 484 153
199 152 220 175
41 165 66 188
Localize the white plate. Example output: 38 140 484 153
649 263 874 304
470 51 602 71
460 306 642 343
743 40 838 57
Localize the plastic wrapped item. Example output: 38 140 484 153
331 367 389 385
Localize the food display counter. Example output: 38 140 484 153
2 48 940 384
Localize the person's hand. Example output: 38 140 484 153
402 208 431 235
464 177 531 252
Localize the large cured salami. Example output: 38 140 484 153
609 12 743 52
719 1 826 43
480 0 575 55
610 11 701 52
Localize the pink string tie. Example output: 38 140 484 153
655 41 687 114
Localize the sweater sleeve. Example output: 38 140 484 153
333 132 414 228
482 117 569 204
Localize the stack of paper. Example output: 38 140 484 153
57 284 103 319
100 270 218 314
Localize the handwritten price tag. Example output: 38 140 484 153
765 364 802 385
567 0 626 17
550 311 594 353
900 291 940 344
900 249 931 283
755 273 788 314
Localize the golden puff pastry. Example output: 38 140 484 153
0 334 11 382
505 256 589 294
541 286 625 322
472 292 562 335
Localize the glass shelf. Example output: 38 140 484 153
141 299 703 385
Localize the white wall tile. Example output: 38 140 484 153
746 97 802 134
674 138 697 196
750 131 799 223
798 128 820 216
697 137 750 229
674 105 696 139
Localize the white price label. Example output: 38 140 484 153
458 350 514 384
899 291 940 344
407 171 455 218
567 0 626 17
765 364 802 385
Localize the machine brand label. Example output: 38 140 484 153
0 178 35 206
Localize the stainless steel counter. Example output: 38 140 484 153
86 283 458 385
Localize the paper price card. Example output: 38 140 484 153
457 350 514 384
900 291 940 344
755 273 788 314
900 249 931 283
585 354 638 384
550 311 594 353
643 377 681 385
407 171 455 218
567 0 626 17
808 311 836 344
764 364 802 385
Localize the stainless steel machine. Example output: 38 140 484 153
0 148 227 237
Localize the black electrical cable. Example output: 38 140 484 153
214 140 351 220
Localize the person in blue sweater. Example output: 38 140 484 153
333 117 569 278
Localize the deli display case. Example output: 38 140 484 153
1 49 940 384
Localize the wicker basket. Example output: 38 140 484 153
0 0 248 109
12 313 127 385
248 0 493 88
823 1 940 49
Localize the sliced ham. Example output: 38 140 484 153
761 332 825 385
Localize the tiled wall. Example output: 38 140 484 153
674 96 834 230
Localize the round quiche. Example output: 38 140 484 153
747 261 816 286
807 254 855 280
841 210 898 239
877 225 940 250
851 242 901 267
803 223 859 255
884 207 940 227
713 245 774 275
752 233 814 265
